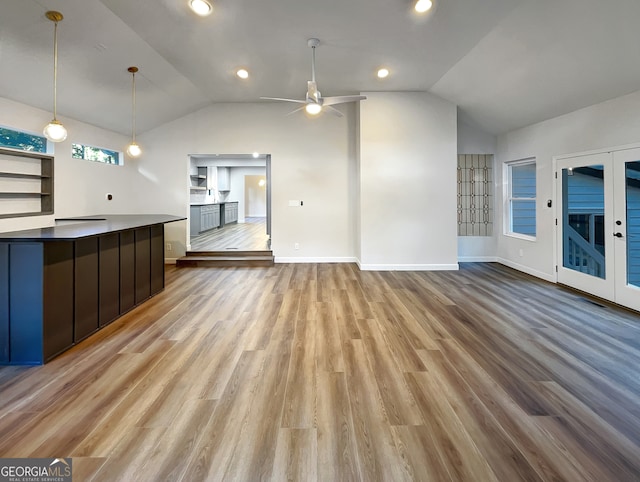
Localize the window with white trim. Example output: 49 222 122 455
505 158 536 238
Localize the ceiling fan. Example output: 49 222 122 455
260 38 366 117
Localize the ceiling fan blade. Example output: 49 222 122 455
286 105 308 116
260 97 307 104
324 105 344 117
322 95 367 106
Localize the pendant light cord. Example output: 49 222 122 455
52 19 59 121
131 70 136 143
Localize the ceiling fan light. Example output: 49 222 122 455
127 142 142 158
305 103 322 115
377 68 390 79
236 69 249 79
189 0 213 16
43 120 67 143
415 0 433 13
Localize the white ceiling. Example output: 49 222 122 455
1 0 639 136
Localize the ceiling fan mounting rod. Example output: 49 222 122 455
308 38 320 83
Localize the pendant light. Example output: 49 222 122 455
126 66 142 158
43 11 67 143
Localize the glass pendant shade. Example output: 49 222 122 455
43 120 67 142
127 142 142 158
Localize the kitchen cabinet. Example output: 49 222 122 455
190 204 220 235
190 166 207 191
223 202 238 225
217 167 230 191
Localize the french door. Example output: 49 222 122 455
556 147 640 311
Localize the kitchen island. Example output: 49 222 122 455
0 214 184 365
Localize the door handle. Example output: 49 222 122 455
614 232 624 238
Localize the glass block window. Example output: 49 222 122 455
72 143 122 165
0 126 47 153
457 154 493 236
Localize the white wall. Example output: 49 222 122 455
138 102 357 261
458 114 497 155
457 114 498 261
359 92 458 270
244 174 267 218
496 88 640 281
229 167 266 221
0 96 138 233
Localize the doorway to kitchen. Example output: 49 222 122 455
188 154 271 254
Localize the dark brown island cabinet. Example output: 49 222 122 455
0 215 184 365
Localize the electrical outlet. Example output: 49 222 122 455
166 243 172 251
294 243 300 250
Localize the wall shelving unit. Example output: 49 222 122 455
0 147 54 219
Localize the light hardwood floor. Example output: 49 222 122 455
1 263 640 480
190 217 269 251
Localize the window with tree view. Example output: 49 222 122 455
0 126 47 152
72 143 122 165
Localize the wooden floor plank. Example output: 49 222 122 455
316 371 360 481
281 317 317 428
272 428 318 482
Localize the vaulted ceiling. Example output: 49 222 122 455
2 0 640 137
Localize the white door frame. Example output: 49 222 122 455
554 142 640 311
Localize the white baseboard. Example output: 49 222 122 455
275 256 358 264
458 256 498 263
357 262 459 271
164 258 178 265
496 257 556 283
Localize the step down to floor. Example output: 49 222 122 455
185 250 273 257
177 253 274 268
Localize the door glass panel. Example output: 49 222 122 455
626 161 640 288
562 166 605 278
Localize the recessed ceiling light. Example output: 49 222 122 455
414 0 433 13
252 152 259 158
377 68 390 79
236 69 249 79
189 0 212 16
